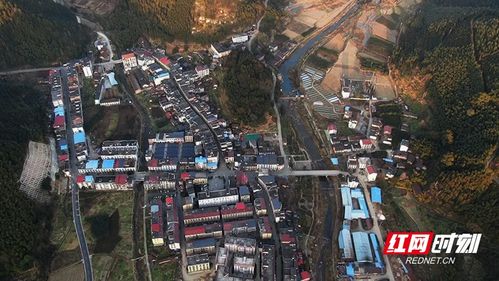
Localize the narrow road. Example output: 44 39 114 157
270 72 289 171
60 67 93 281
117 66 152 281
357 174 395 281
257 178 283 281
247 0 268 52
96 31 114 61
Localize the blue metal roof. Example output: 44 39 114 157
352 232 373 263
85 175 94 182
102 159 115 169
191 237 216 248
371 187 382 204
74 131 86 144
85 160 98 169
358 197 370 219
207 161 218 168
370 233 384 268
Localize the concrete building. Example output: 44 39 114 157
122 52 138 71
195 65 210 78
187 254 210 273
232 34 249 43
187 254 211 273
366 165 377 182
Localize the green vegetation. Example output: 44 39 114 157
100 0 262 49
81 78 140 144
394 2 499 279
218 50 273 126
306 53 335 70
80 192 135 280
365 36 394 58
374 103 402 128
359 56 388 73
0 0 90 69
0 80 53 279
301 26 317 37
376 15 398 30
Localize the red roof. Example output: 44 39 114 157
180 172 190 181
236 171 248 185
151 223 161 232
235 202 245 210
53 116 65 127
383 125 393 135
367 165 376 174
327 123 337 131
159 57 170 65
165 197 173 205
300 271 311 281
148 175 159 183
76 175 84 183
280 233 295 244
149 159 158 167
58 154 68 161
184 210 220 220
184 226 205 236
361 139 373 145
115 174 128 185
122 52 135 60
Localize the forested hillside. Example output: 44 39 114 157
0 80 53 279
218 50 273 126
0 0 90 70
394 1 499 280
99 0 263 49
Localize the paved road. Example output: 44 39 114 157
96 31 114 61
0 67 58 75
172 75 226 168
60 67 93 281
276 170 347 176
356 173 395 281
257 178 283 281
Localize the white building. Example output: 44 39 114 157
195 65 210 78
400 139 410 152
122 53 138 71
210 43 231 59
360 139 374 150
366 165 377 182
232 34 249 44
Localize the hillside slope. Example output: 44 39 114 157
0 0 90 70
394 1 499 280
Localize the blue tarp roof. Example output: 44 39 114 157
102 159 115 169
371 187 382 204
195 156 207 163
85 160 98 169
330 157 339 165
85 175 94 182
346 263 355 277
207 161 218 168
151 205 159 213
54 106 65 116
74 131 86 144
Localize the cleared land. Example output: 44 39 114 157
282 0 351 40
19 141 52 203
49 192 135 281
